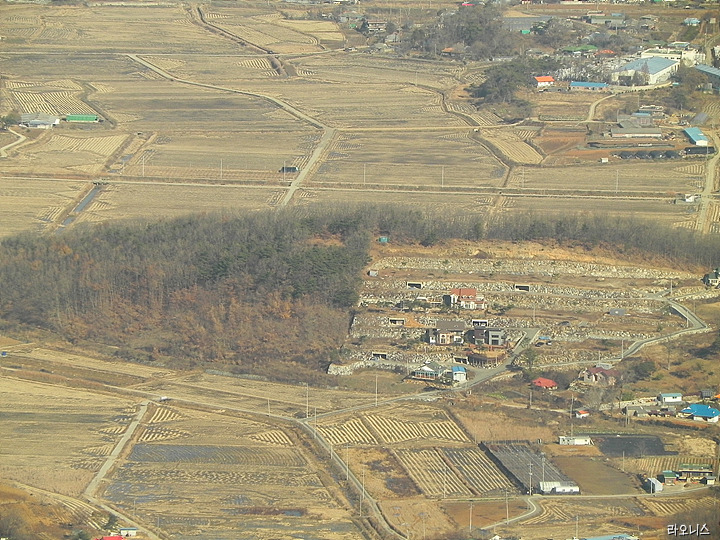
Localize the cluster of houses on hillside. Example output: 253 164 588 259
623 392 720 422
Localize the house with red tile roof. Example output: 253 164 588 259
534 75 555 88
533 377 558 390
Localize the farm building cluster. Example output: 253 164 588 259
19 112 101 129
623 393 720 422
645 462 716 493
482 441 580 495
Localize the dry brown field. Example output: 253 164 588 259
0 4 242 54
311 130 506 188
505 160 704 193
0 376 135 497
534 126 587 155
504 196 694 227
0 1 711 240
552 456 641 495
0 177 89 235
444 498 529 531
530 90 598 121
73 184 288 223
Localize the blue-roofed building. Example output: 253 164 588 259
657 392 682 405
681 403 720 422
696 64 720 89
684 127 709 147
613 57 679 85
451 365 467 383
569 81 609 92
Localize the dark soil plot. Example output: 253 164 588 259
594 435 674 457
129 444 307 466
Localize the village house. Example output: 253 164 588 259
579 366 620 386
362 18 387 33
428 320 466 345
445 287 485 310
680 404 720 423
451 365 467 383
534 75 555 88
410 361 447 381
657 392 683 405
703 268 720 287
472 327 506 347
533 377 558 390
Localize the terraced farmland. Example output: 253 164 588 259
395 448 471 497
441 447 517 495
364 413 468 444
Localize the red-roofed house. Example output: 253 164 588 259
575 410 590 418
96 536 124 540
446 288 485 310
534 75 555 88
533 377 558 390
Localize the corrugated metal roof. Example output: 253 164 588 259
616 56 677 75
696 64 720 78
681 404 720 417
684 127 709 143
570 81 608 88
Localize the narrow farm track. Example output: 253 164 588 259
0 128 28 158
696 131 720 233
81 400 162 540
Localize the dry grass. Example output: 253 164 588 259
0 377 135 497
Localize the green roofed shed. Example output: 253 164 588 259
66 114 99 122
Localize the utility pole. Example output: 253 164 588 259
469 502 473 534
529 461 533 496
441 166 444 189
375 374 378 407
505 489 509 524
615 169 619 194
306 383 309 418
346 443 350 481
361 468 366 518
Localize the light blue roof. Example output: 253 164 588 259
617 56 677 75
452 366 466 372
681 404 720 418
659 392 682 397
570 81 609 88
696 64 720 78
684 127 709 143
